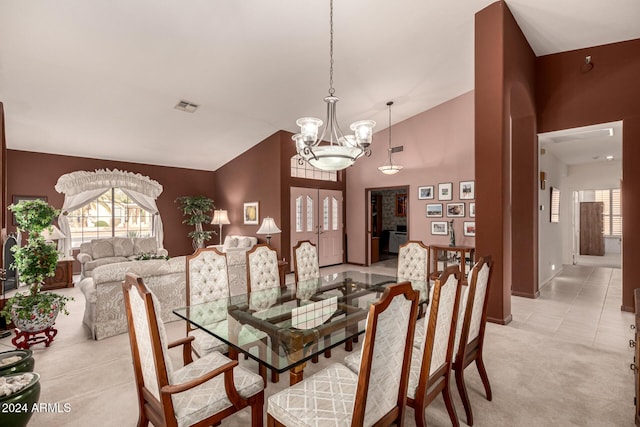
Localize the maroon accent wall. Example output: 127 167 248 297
215 130 346 271
0 103 6 232
535 38 640 311
475 1 537 324
6 150 216 263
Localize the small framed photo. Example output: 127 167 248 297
438 183 453 201
446 202 465 217
243 201 259 225
418 186 434 200
431 221 448 236
463 221 476 236
469 202 476 218
426 203 443 218
11 195 48 226
460 180 475 200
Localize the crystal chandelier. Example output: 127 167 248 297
292 0 376 171
378 101 403 175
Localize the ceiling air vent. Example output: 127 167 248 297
174 100 199 113
390 145 404 153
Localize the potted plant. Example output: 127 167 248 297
175 196 216 250
0 200 71 333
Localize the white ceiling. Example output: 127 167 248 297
1 1 639 171
539 121 622 166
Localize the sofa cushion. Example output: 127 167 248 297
134 237 157 255
91 239 115 259
85 256 129 273
112 237 134 257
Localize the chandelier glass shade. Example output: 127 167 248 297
378 101 403 175
292 0 375 172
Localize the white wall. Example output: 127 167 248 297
560 161 622 265
538 150 567 285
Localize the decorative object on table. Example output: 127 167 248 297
463 221 476 237
449 219 456 246
431 221 448 236
446 202 465 217
418 186 434 200
0 372 41 427
469 202 476 218
378 101 403 175
11 196 47 227
291 0 375 172
1 199 72 349
459 180 475 200
210 209 230 244
256 217 281 246
243 201 259 225
175 195 215 250
0 350 34 376
395 193 407 216
438 182 453 201
426 203 443 218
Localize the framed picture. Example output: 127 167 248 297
438 182 452 201
396 193 407 216
426 203 443 218
431 221 448 235
12 195 48 226
418 186 434 200
469 202 476 218
460 180 475 200
243 201 259 225
463 221 476 236
446 202 465 217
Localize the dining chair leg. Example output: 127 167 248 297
136 414 149 427
252 393 265 427
413 402 428 427
271 370 279 383
476 356 493 401
442 378 460 427
455 366 474 426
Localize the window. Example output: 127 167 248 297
67 188 153 247
595 189 622 236
290 156 337 182
550 187 560 223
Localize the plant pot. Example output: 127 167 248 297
0 372 41 427
0 350 34 376
11 305 59 333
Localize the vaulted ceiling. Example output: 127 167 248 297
1 0 638 171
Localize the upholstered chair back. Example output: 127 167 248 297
467 260 491 344
421 266 461 376
187 248 229 306
122 273 174 402
293 240 320 283
246 244 279 293
354 282 419 426
397 241 429 282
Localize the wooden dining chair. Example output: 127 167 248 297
122 273 265 427
292 240 320 286
408 265 462 427
397 240 431 317
267 282 419 427
453 256 493 426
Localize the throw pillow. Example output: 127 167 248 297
239 237 252 248
134 237 157 255
112 237 134 257
228 238 239 248
91 239 115 259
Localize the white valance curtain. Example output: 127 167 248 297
54 169 165 257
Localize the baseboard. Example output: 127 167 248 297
345 262 365 267
511 290 540 299
621 305 634 313
539 266 564 290
487 314 513 325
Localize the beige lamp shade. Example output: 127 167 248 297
256 217 281 235
211 210 230 225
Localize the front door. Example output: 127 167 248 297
290 187 343 267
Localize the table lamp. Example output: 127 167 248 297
41 225 66 257
256 217 281 246
211 210 230 245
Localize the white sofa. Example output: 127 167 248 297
78 256 186 340
76 237 168 279
209 235 257 295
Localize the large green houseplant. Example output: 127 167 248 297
1 199 71 332
175 196 216 250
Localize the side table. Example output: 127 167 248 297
42 258 74 291
278 260 288 289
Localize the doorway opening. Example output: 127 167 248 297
366 186 409 266
537 120 622 287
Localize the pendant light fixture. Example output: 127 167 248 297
291 0 376 171
378 101 403 175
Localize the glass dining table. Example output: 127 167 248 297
173 270 429 385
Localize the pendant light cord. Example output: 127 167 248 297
328 0 335 96
387 101 393 163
